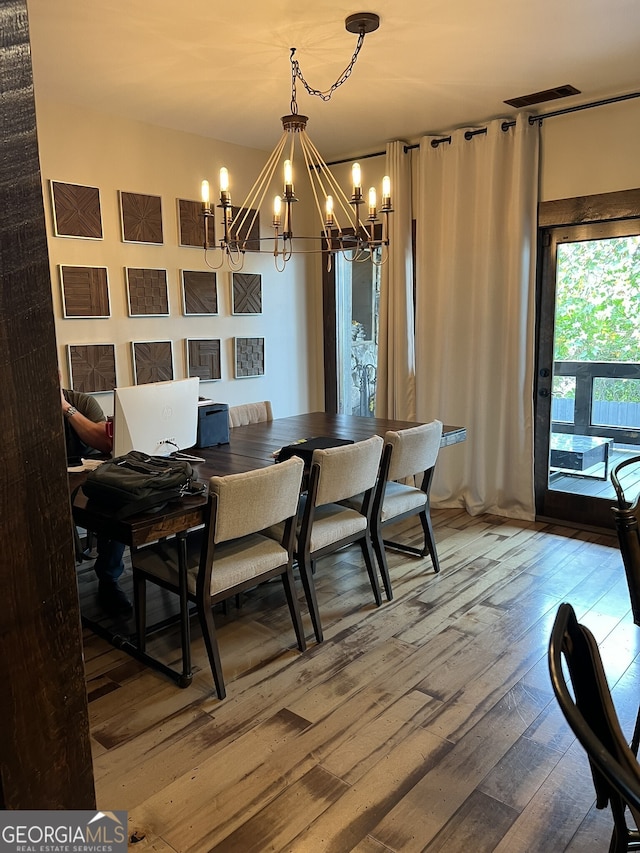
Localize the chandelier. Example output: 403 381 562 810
200 12 392 272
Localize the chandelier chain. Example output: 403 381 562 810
289 30 365 114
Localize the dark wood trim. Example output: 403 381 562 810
0 0 95 808
539 187 640 227
534 189 640 530
321 248 338 414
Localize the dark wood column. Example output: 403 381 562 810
0 0 95 807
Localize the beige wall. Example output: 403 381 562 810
539 98 640 200
333 97 640 202
35 98 322 417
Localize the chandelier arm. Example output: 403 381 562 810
232 133 288 230
204 251 224 271
301 133 351 215
298 133 333 245
301 131 366 235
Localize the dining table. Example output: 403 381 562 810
71 411 466 686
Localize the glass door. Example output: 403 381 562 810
323 248 381 415
535 220 640 529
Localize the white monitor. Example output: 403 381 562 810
113 377 199 457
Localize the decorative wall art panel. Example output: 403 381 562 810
178 198 214 247
131 341 174 385
126 267 169 316
231 206 260 251
232 272 262 314
120 191 163 244
186 339 221 381
67 344 116 393
50 181 103 239
234 336 265 378
182 270 218 315
60 265 110 318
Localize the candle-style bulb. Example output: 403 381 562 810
352 162 361 189
382 175 391 202
219 167 229 193
273 195 282 227
368 187 377 217
284 159 293 194
325 195 334 226
201 180 210 207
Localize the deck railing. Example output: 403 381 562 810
552 360 640 445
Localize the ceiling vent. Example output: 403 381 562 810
504 84 581 109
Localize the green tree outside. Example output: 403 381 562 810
553 235 640 402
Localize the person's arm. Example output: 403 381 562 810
61 388 112 454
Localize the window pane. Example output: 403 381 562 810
592 377 640 428
552 375 575 423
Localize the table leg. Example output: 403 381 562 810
176 530 193 687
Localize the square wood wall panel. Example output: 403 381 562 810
67 344 116 392
60 265 110 318
182 270 218 315
50 181 103 239
132 341 174 385
235 336 265 378
178 198 214 247
126 268 169 316
120 191 163 244
232 272 262 314
187 339 221 381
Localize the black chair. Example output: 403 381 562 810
549 603 640 852
611 456 640 627
611 456 640 754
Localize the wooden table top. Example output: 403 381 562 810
71 412 466 548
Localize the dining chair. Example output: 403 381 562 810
130 455 305 700
290 434 384 643
549 602 640 852
228 400 273 428
344 420 443 601
611 455 640 754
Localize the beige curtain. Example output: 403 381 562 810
375 140 415 421
415 115 539 519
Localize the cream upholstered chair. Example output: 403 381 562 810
131 456 305 699
228 401 273 428
368 420 443 600
293 434 384 644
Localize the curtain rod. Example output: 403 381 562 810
325 90 640 163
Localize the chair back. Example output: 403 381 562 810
312 434 383 507
549 603 640 833
385 420 443 482
611 456 640 627
207 456 303 544
228 401 273 428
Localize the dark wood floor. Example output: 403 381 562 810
80 509 639 852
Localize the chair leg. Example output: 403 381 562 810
133 573 147 653
631 703 640 756
419 507 440 573
360 535 382 606
297 555 323 643
372 525 393 601
197 603 226 700
280 566 307 652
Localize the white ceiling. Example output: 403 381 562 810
26 0 640 160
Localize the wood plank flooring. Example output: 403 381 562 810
79 508 640 852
